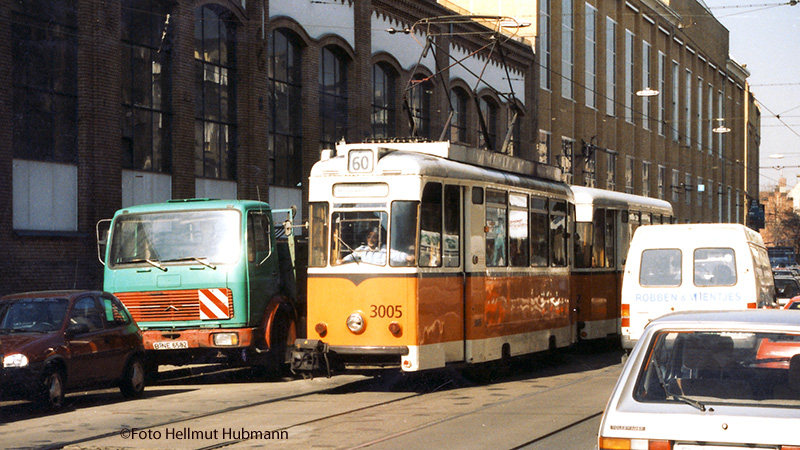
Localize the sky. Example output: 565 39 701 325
700 1 800 190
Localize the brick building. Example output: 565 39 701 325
444 0 761 223
0 0 537 293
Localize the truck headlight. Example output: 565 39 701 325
212 332 239 346
346 312 365 334
3 353 29 368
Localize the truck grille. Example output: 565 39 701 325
115 289 233 322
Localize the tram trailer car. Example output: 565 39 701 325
294 141 579 374
570 187 673 341
97 199 304 375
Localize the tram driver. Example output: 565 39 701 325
338 229 415 266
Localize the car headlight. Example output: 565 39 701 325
3 353 29 368
346 312 365 334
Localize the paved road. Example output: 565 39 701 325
0 344 624 450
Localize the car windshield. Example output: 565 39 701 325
634 330 800 408
0 297 69 333
109 210 241 267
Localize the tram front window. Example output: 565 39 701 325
331 211 415 266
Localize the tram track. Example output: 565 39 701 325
3 345 622 450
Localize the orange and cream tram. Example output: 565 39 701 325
291 141 675 374
569 186 673 341
293 140 576 373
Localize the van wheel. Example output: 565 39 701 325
37 367 65 409
120 356 146 398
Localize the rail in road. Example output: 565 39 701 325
0 344 624 450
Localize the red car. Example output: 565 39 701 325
784 297 800 310
0 290 145 408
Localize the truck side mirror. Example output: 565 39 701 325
96 219 112 265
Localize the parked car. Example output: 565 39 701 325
775 274 800 307
0 290 145 408
785 298 800 310
599 310 800 449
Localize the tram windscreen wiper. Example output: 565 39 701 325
334 235 359 265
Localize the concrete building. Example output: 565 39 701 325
443 0 761 223
0 0 537 293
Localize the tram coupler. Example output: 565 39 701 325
291 339 331 378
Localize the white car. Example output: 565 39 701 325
599 310 800 449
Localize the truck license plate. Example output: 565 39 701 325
152 340 189 350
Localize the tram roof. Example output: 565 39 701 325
570 185 673 213
313 141 570 195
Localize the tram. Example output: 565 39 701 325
570 186 673 341
291 140 673 374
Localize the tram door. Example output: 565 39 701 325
418 182 465 364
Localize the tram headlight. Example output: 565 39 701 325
346 312 366 334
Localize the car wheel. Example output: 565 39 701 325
119 356 146 398
37 368 65 409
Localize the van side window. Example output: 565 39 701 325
640 249 681 287
694 248 736 286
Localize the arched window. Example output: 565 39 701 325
408 75 432 139
371 63 396 139
478 96 498 150
449 87 469 144
194 5 237 179
122 0 173 172
269 29 302 187
320 46 348 150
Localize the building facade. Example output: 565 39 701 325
0 0 536 293
444 0 761 223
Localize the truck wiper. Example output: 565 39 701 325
122 258 167 272
162 257 217 270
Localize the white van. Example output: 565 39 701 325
620 223 776 350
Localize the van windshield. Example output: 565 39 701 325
634 330 800 408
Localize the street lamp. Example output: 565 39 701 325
712 118 731 134
636 87 659 97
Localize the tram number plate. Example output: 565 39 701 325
152 340 189 350
348 149 373 173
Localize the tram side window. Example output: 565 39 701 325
574 221 592 268
443 185 461 267
486 189 507 267
390 201 418 267
592 208 606 268
604 209 616 267
509 192 529 267
309 202 329 267
629 210 641 241
419 182 442 267
530 196 549 267
551 200 568 267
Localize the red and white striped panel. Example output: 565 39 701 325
198 288 230 320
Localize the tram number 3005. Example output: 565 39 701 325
370 304 403 318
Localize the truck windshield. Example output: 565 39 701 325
109 210 241 267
